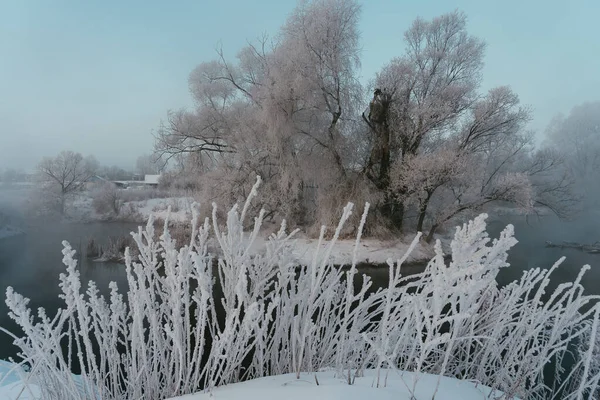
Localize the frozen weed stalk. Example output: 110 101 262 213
3 176 600 399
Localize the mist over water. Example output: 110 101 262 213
0 186 137 361
489 213 600 297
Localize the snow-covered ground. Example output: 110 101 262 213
129 197 435 264
249 235 433 265
169 369 509 400
127 196 195 223
0 366 510 400
67 192 194 223
0 361 40 400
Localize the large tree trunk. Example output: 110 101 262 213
381 193 404 231
328 110 346 177
378 120 391 187
60 193 66 216
416 209 427 233
415 191 434 233
364 89 393 190
425 224 438 243
364 89 404 230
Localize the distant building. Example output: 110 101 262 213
144 174 161 188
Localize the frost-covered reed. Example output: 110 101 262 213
3 177 599 399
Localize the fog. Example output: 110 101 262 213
1 0 599 171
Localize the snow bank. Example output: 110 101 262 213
0 365 509 400
249 235 433 265
0 361 40 400
0 381 40 400
169 369 510 400
127 197 194 223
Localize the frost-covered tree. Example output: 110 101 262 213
37 151 97 215
365 14 573 236
91 182 123 216
543 101 600 208
155 0 363 228
155 5 576 236
358 15 534 237
97 165 132 181
362 11 486 223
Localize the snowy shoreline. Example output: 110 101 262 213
251 235 434 266
71 195 437 265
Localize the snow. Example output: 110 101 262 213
76 195 435 264
0 366 509 400
128 197 433 264
0 360 24 386
0 381 40 400
0 361 40 400
47 191 435 264
168 369 510 400
250 235 433 265
129 197 195 223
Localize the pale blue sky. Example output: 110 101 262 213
0 0 598 171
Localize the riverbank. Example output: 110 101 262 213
248 234 435 265
0 182 452 266
69 194 438 265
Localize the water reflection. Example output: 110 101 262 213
0 221 137 361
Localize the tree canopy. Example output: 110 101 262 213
155 2 576 238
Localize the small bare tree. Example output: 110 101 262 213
91 182 123 216
37 151 97 215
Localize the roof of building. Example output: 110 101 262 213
144 174 161 184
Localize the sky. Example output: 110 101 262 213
0 0 598 172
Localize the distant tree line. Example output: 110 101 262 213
31 151 162 216
0 168 30 183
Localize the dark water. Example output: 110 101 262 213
487 214 600 297
0 221 139 361
0 185 139 361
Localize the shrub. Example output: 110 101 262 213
91 183 123 216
